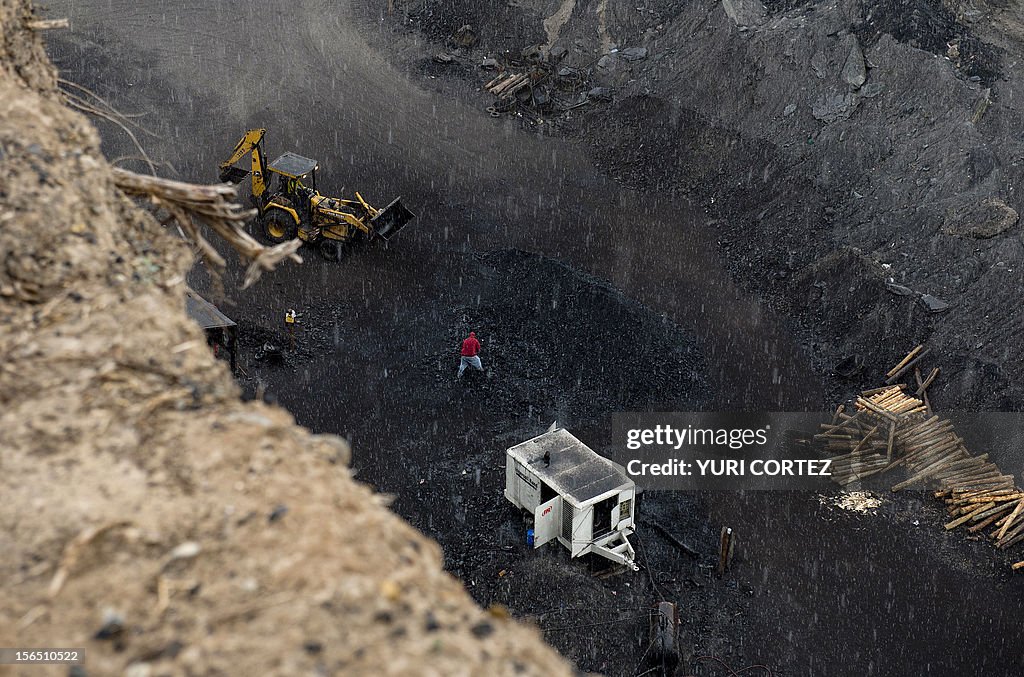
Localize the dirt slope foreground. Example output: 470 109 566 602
0 4 574 676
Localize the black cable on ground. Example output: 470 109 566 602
692 655 773 677
632 529 667 602
630 636 660 677
540 613 651 633
521 604 647 619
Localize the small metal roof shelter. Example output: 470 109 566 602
185 288 236 330
269 152 318 178
506 428 631 508
505 427 638 570
184 288 237 373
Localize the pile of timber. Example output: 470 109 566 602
819 385 928 486
484 71 533 99
819 345 1024 571
941 489 1024 560
482 65 568 118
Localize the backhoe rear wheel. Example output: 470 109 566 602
262 208 298 244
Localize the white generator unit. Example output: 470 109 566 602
504 428 638 570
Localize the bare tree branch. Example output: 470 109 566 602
112 168 303 287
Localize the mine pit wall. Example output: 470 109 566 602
0 2 574 675
543 0 1024 408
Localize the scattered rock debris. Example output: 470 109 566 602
820 491 883 514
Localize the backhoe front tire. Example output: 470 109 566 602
262 209 298 244
319 239 347 262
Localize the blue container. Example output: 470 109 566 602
526 528 535 548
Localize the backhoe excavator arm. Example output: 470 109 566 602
219 128 269 199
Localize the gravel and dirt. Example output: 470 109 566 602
7 0 1024 675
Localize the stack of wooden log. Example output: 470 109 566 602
484 71 533 99
817 385 929 485
481 65 569 118
941 490 1024 558
819 345 1024 571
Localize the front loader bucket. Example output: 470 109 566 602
371 197 415 241
219 166 251 185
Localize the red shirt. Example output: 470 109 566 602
461 336 480 357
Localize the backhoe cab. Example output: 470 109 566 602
218 128 414 260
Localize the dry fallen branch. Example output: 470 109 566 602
155 574 172 617
112 156 177 175
211 592 296 626
59 78 160 175
17 604 49 630
27 18 69 30
59 80 157 136
886 344 924 378
64 98 157 175
112 168 303 287
48 521 133 599
60 79 136 115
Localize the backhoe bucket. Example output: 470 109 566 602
219 166 251 185
371 197 415 241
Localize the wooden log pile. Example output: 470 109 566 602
820 345 1024 572
482 64 577 118
484 72 533 99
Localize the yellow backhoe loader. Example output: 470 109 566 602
218 128 414 260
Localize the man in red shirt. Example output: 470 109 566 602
458 331 483 378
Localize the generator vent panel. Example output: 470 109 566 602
561 502 574 540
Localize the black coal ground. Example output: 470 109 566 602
219 248 737 675
399 0 1023 413
278 3 1024 675
215 241 1024 677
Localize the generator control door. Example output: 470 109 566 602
533 496 562 548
